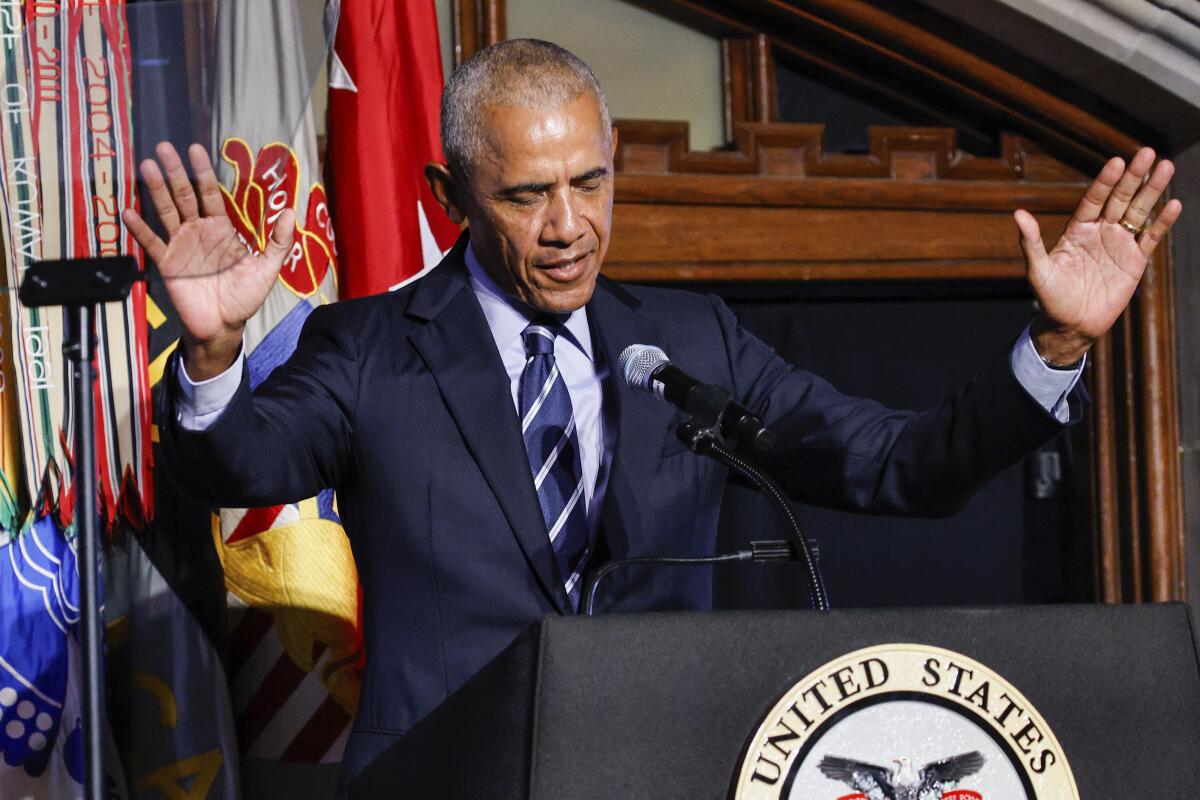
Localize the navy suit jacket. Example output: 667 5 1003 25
160 238 1082 786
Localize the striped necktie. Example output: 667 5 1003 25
519 318 590 611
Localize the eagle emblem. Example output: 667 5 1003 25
818 751 985 800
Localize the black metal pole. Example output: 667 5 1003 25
68 303 104 800
18 257 139 800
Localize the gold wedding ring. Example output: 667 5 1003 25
1119 219 1143 236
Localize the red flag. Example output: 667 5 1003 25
328 0 461 299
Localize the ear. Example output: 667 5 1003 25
424 162 466 225
609 125 619 163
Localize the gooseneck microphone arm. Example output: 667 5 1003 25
617 343 831 613
678 419 830 612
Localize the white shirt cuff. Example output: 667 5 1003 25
175 342 245 431
1010 324 1083 424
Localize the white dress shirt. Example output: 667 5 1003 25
176 255 1083 514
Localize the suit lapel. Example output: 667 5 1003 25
588 278 674 559
406 247 570 613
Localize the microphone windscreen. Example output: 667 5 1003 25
618 344 669 391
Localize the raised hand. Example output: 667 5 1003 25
121 142 295 379
1015 146 1182 365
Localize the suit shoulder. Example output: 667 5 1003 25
305 289 410 334
601 277 721 318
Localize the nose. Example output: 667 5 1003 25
541 187 585 247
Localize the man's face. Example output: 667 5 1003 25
459 93 616 314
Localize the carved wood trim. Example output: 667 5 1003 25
614 173 1085 211
452 0 506 68
1078 243 1185 605
1081 335 1121 602
1139 246 1186 601
615 120 1087 182
607 121 1078 283
722 34 778 139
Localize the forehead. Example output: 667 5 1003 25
475 94 610 182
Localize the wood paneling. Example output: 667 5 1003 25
722 34 778 139
1138 250 1185 600
607 202 1068 279
453 0 506 67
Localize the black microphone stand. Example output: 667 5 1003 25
19 256 141 800
676 416 831 612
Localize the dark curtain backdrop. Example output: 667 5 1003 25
656 281 1081 610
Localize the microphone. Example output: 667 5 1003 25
619 344 775 452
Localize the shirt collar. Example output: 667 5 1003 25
464 242 594 362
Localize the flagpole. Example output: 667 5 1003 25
67 302 103 800
19 256 141 800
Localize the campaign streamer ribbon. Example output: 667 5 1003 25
0 0 151 529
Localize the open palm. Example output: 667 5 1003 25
1017 148 1181 357
121 143 294 363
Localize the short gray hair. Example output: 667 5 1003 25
440 39 612 180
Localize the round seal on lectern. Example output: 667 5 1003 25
731 644 1079 800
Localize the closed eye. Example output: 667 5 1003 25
498 182 552 204
572 167 608 188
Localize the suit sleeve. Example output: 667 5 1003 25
708 296 1086 517
158 303 359 508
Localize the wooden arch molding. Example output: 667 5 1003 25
451 0 1184 603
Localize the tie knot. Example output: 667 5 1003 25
522 319 561 357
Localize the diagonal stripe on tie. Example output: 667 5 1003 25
547 477 586 545
564 556 588 596
521 364 560 433
533 416 576 490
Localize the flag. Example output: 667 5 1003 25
105 522 239 799
0 0 153 528
327 0 460 298
0 515 128 799
203 0 360 767
135 0 354 775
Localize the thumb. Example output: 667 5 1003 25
264 208 297 265
1014 209 1048 269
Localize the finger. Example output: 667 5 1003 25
1139 198 1183 259
1014 209 1049 271
1101 147 1156 223
1072 157 1125 224
1122 158 1174 230
139 157 180 236
120 207 167 263
188 143 227 219
157 141 200 223
263 208 297 266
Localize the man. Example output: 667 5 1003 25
121 40 1180 789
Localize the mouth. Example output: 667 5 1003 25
536 251 592 283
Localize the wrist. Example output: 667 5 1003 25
1030 315 1091 368
183 328 244 381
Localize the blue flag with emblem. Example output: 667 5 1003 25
0 514 126 798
